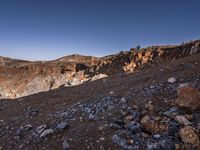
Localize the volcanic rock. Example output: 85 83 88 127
179 126 200 146
175 85 200 111
140 115 169 134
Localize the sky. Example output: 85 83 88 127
0 0 200 60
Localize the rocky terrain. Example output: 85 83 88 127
0 40 200 99
0 40 200 150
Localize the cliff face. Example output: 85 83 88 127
0 40 200 99
94 40 200 75
0 55 97 99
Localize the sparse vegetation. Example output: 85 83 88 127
136 45 141 51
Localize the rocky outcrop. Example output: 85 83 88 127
94 40 200 75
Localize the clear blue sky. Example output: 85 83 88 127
0 0 200 60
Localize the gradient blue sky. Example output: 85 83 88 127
0 0 200 60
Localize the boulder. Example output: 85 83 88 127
175 86 200 110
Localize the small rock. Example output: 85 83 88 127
153 134 161 139
141 132 149 138
126 121 141 133
140 115 150 124
120 97 126 103
175 115 192 126
163 107 178 116
175 85 200 110
112 134 133 149
109 123 122 130
57 122 68 131
98 126 104 131
36 125 47 134
63 139 70 150
28 107 39 116
179 126 199 146
19 144 24 149
109 91 114 95
127 139 134 144
123 115 133 124
89 114 98 121
145 103 154 111
79 116 83 122
168 77 176 84
16 128 22 136
23 124 33 131
99 137 105 141
40 129 54 138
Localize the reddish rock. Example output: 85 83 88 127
179 126 199 146
175 86 200 110
140 115 169 134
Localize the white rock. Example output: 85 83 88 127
168 77 176 83
36 124 46 134
178 83 189 88
40 129 54 137
153 134 161 139
90 74 108 82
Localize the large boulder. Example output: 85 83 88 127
175 85 200 111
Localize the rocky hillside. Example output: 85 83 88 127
0 40 200 99
0 49 200 149
0 40 200 149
